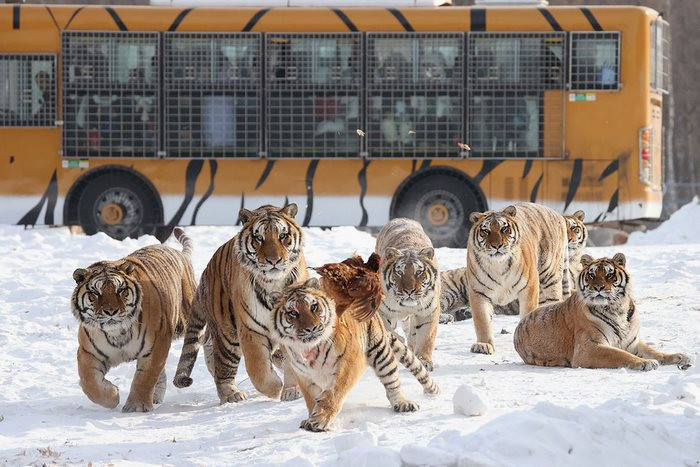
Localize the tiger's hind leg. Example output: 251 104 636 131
153 369 166 405
209 331 248 404
173 298 208 389
635 341 693 370
389 334 440 395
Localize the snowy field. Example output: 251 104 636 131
1 200 699 466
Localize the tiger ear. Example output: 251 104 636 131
73 268 88 284
469 211 484 224
573 210 585 221
502 205 517 217
580 254 594 267
612 253 626 267
238 208 254 224
384 247 401 261
119 262 135 275
281 203 298 218
419 247 435 260
304 277 321 289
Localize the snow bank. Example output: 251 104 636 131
628 197 700 245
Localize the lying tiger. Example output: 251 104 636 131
271 254 439 432
514 253 692 371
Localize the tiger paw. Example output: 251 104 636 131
634 359 660 371
418 357 434 372
122 399 154 413
300 416 332 432
672 353 693 370
438 313 454 325
424 381 440 395
471 342 495 355
173 375 193 388
393 399 419 413
281 385 301 402
84 381 120 409
219 387 248 404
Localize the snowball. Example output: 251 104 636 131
400 445 457 466
333 431 378 454
453 384 489 416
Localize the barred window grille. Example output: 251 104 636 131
265 33 362 158
367 33 464 158
61 31 160 158
650 20 670 93
0 54 56 127
164 33 261 158
570 32 620 91
467 32 565 159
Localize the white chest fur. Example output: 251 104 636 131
85 322 145 367
286 340 339 390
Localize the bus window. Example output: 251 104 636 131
367 33 464 157
0 55 56 127
61 32 160 158
650 19 670 93
164 33 261 158
266 33 362 158
570 32 620 91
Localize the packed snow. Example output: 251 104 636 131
1 201 699 466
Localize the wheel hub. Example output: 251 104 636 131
100 203 124 225
93 187 143 239
414 190 464 244
427 203 449 226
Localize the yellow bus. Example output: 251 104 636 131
0 3 669 246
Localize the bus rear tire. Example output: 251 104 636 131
71 168 163 241
390 167 487 248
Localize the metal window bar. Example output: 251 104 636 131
265 33 363 158
0 54 56 127
366 32 464 158
467 32 565 159
164 33 262 158
569 31 620 91
61 31 160 158
653 19 671 93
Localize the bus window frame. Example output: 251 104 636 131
568 31 621 92
0 53 57 128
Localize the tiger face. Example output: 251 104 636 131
382 247 437 306
71 262 142 332
565 210 587 253
469 205 519 259
272 278 335 347
578 253 630 307
237 203 303 278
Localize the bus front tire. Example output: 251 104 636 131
390 168 487 248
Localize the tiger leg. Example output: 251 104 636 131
173 298 207 388
469 291 495 354
123 334 171 413
410 309 439 371
77 342 119 409
276 347 302 402
153 369 166 405
238 327 283 400
366 329 419 412
572 344 660 371
389 334 439 395
209 330 247 404
517 282 540 318
634 341 692 370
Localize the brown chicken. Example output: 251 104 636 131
313 253 384 322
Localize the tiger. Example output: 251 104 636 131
375 218 441 370
467 202 570 354
71 227 196 412
271 275 439 432
440 209 588 323
173 203 306 404
514 253 693 371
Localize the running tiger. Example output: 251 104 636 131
71 228 196 412
514 253 692 371
173 203 306 403
375 218 441 370
467 203 570 354
272 255 439 432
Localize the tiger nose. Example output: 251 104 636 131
266 255 282 266
404 287 416 295
103 308 119 316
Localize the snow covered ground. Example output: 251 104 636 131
1 203 699 466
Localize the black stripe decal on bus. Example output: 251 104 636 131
12 5 20 30
470 9 486 32
243 9 269 32
563 159 583 212
581 8 603 31
168 8 193 32
191 160 218 225
598 159 618 181
594 189 618 222
17 170 58 226
538 8 562 31
65 7 85 29
332 9 358 32
530 173 544 203
303 160 319 227
522 159 533 179
45 6 60 31
256 160 276 189
473 160 502 185
105 7 128 31
358 160 370 227
388 9 414 32
419 160 431 171
168 160 204 227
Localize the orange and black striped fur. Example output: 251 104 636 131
564 210 588 289
272 259 438 432
375 218 441 370
514 253 692 371
174 203 306 403
467 203 570 354
71 228 196 412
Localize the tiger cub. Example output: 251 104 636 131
375 218 441 370
467 203 570 354
514 253 692 371
174 203 306 404
71 228 196 412
564 210 588 289
272 274 439 432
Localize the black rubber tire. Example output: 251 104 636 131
390 167 487 248
76 170 163 240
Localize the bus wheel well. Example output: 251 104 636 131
390 166 488 248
